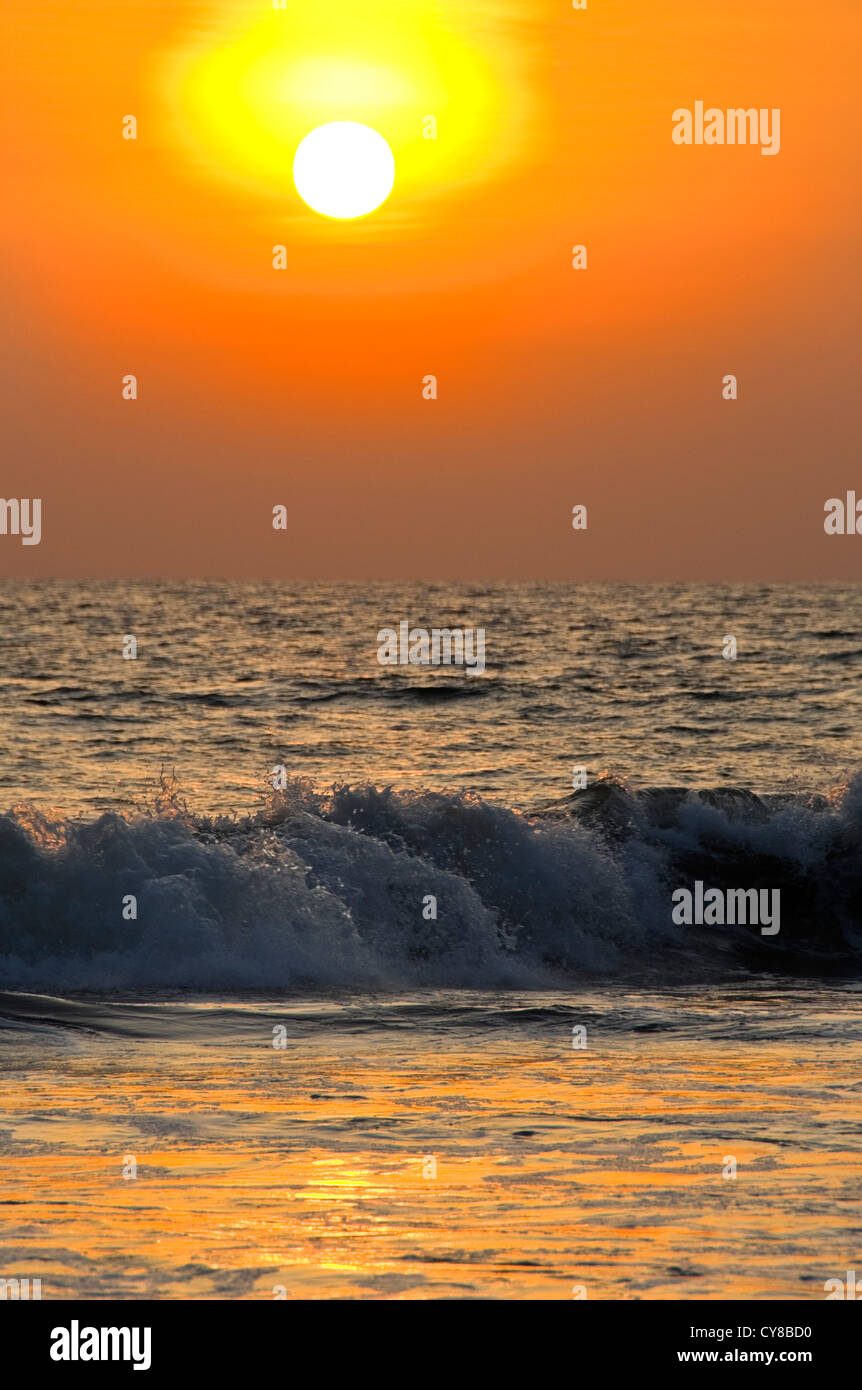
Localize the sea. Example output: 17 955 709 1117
0 580 860 1298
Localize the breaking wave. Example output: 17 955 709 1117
0 773 861 992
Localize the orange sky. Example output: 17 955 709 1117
1 0 859 579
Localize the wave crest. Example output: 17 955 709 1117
1 773 860 991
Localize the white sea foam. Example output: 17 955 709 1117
0 775 859 992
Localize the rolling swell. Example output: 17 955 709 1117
0 774 860 992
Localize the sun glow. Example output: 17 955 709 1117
161 0 528 219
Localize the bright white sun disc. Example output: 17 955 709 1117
293 121 395 219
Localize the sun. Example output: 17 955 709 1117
293 122 395 220
163 3 533 230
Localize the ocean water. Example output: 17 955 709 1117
1 987 860 1299
0 581 860 1298
0 579 861 990
2 579 861 819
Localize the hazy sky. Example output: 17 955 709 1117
1 0 859 579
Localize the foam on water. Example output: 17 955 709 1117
0 773 860 992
